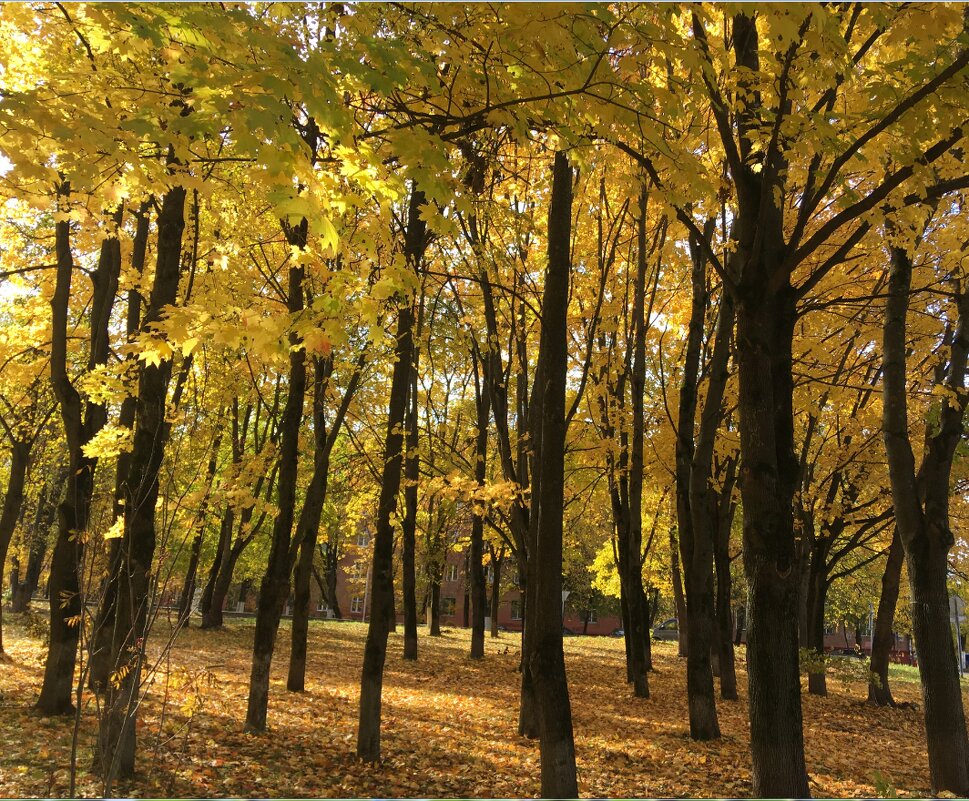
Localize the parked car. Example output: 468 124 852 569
563 626 576 636
611 627 625 637
652 618 679 640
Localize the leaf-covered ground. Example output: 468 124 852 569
0 612 958 798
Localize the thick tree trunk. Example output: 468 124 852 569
869 528 904 706
0 441 30 653
98 186 185 787
357 185 424 762
883 242 969 794
245 240 307 731
39 191 121 716
525 151 578 799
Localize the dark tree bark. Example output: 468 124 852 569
713 458 739 700
244 224 307 732
883 243 969 794
98 186 186 786
38 191 122 716
0 440 30 654
685 288 734 737
89 201 149 692
524 151 577 799
868 527 904 706
669 526 688 658
357 184 425 762
489 543 504 638
428 565 442 636
287 360 331 692
402 272 426 661
470 355 491 659
11 463 63 613
676 213 731 739
287 353 363 691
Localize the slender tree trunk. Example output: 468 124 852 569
869 528 904 706
713 467 738 700
288 352 361 690
199 507 233 627
670 526 688 658
357 185 424 762
245 233 307 731
402 290 423 660
429 575 442 636
489 547 503 638
470 360 490 659
98 186 185 786
525 151 578 799
0 441 30 654
806 540 830 697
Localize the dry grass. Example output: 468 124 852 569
0 610 955 798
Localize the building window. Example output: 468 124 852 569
445 563 459 582
351 596 364 614
441 597 456 616
317 599 331 614
350 561 366 581
356 531 370 547
511 599 522 620
588 609 598 624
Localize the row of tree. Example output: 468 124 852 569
1 3 968 797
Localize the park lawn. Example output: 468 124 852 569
0 612 959 798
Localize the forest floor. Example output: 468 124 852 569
0 610 961 798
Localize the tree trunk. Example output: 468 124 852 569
524 151 578 799
806 538 831 697
713 459 738 699
402 293 422 660
245 232 307 732
357 185 424 763
0 441 30 654
288 351 360 690
89 201 149 692
470 360 490 659
684 271 733 740
489 546 503 638
39 190 121 716
882 242 969 794
98 185 186 787
869 528 904 706
199 507 233 627
429 576 442 636
670 526 688 658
